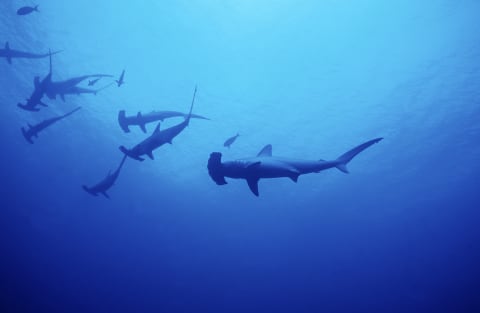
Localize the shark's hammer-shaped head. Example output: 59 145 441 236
208 152 227 185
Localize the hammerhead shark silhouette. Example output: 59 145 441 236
119 86 200 161
18 51 112 110
207 137 383 196
116 69 125 87
0 42 60 64
118 109 209 133
83 155 128 199
17 50 57 111
21 107 81 144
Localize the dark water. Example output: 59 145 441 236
1 1 480 312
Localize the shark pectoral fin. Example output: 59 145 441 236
246 178 260 197
335 164 349 174
82 185 98 197
257 144 272 157
146 151 154 160
288 172 300 183
101 191 110 199
139 123 147 133
21 127 33 144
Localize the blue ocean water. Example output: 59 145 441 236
1 0 480 312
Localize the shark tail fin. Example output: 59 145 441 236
21 127 34 144
335 138 383 173
207 152 228 185
34 5 39 12
186 85 197 124
118 110 130 132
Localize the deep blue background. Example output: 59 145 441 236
1 1 480 312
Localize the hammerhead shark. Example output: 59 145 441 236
17 76 49 111
88 77 101 86
116 69 125 87
17 52 55 111
224 133 240 149
207 137 383 196
119 86 199 161
17 51 109 110
0 42 60 64
118 109 209 133
44 73 112 101
82 155 128 199
21 107 81 144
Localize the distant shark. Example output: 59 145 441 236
0 42 60 64
21 107 81 144
44 73 113 101
88 77 101 86
83 155 128 199
17 76 49 111
118 109 209 133
119 86 200 161
116 69 125 87
17 51 112 111
207 137 383 196
17 51 55 111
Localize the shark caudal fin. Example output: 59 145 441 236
82 185 97 197
21 127 34 144
207 152 227 185
335 137 383 173
117 110 130 132
186 85 197 124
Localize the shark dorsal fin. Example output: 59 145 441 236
137 112 142 119
257 144 272 157
154 123 161 133
5 42 10 50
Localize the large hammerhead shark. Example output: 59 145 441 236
21 107 81 143
118 109 209 133
0 42 60 64
207 137 383 196
18 51 111 111
119 86 200 161
82 155 128 199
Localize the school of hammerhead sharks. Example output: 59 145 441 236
6 4 383 198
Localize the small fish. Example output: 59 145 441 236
88 77 101 86
223 133 240 149
17 5 39 16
